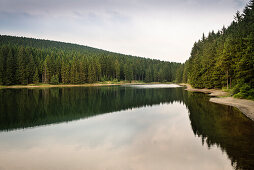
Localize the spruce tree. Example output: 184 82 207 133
42 56 50 84
79 60 87 84
33 68 39 84
27 53 35 84
16 47 28 85
5 49 15 85
88 64 96 83
0 47 4 85
115 60 120 81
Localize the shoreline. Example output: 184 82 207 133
180 83 254 121
0 81 165 89
0 83 121 89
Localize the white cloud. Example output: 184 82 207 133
0 0 249 62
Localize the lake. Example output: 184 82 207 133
0 84 254 170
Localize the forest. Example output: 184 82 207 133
176 0 254 99
1 1 253 101
0 35 180 85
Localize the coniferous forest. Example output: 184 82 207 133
176 0 254 99
0 35 180 85
0 1 253 100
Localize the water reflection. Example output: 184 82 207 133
0 103 232 170
0 85 254 169
185 92 254 169
0 86 184 131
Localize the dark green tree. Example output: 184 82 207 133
33 68 39 84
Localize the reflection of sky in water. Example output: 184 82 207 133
0 102 232 170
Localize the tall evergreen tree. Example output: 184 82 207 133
33 68 39 84
0 47 5 85
5 49 15 85
88 64 96 83
16 47 28 85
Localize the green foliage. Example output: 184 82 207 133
232 83 241 95
33 68 39 84
176 0 254 99
5 49 15 85
112 78 118 83
50 74 59 85
0 35 181 85
234 84 254 100
88 64 96 83
16 47 28 85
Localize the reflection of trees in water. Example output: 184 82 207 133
185 92 254 170
0 86 184 131
1 86 254 169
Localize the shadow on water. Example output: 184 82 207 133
184 92 254 170
0 86 254 169
0 86 184 131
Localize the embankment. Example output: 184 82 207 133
180 83 254 121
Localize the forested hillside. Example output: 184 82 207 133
176 0 254 99
0 35 180 85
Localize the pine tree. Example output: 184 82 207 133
70 62 76 84
0 47 4 85
95 59 101 81
16 47 28 85
33 68 39 84
79 59 87 84
50 74 59 85
88 64 96 83
5 48 15 85
27 53 35 84
176 64 184 83
42 56 50 84
61 62 70 84
145 67 152 82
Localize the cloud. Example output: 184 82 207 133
0 0 249 62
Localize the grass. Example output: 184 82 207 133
222 87 233 96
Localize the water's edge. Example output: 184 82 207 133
180 84 254 121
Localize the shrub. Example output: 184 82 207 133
112 78 118 83
233 83 254 100
240 84 251 96
234 92 245 99
232 84 241 95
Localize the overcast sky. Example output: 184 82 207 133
0 0 249 62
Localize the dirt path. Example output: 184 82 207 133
180 83 254 121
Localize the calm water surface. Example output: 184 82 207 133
0 85 254 170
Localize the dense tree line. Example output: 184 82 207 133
0 35 180 85
176 0 254 99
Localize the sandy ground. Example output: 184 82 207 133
181 83 229 97
180 83 254 121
